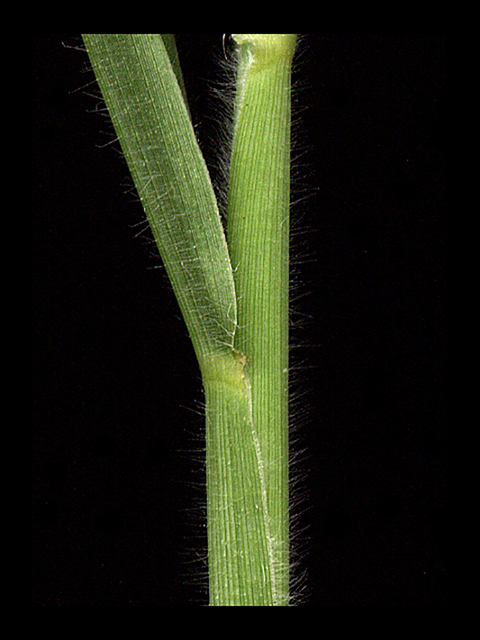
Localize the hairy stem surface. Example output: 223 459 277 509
218 33 297 606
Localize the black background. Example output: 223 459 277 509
32 34 447 607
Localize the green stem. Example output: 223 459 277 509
203 350 276 605
213 34 297 606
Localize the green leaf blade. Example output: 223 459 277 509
82 34 237 362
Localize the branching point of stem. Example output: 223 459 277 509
199 348 249 394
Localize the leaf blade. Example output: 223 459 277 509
82 34 237 362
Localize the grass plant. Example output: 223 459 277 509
82 33 297 606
